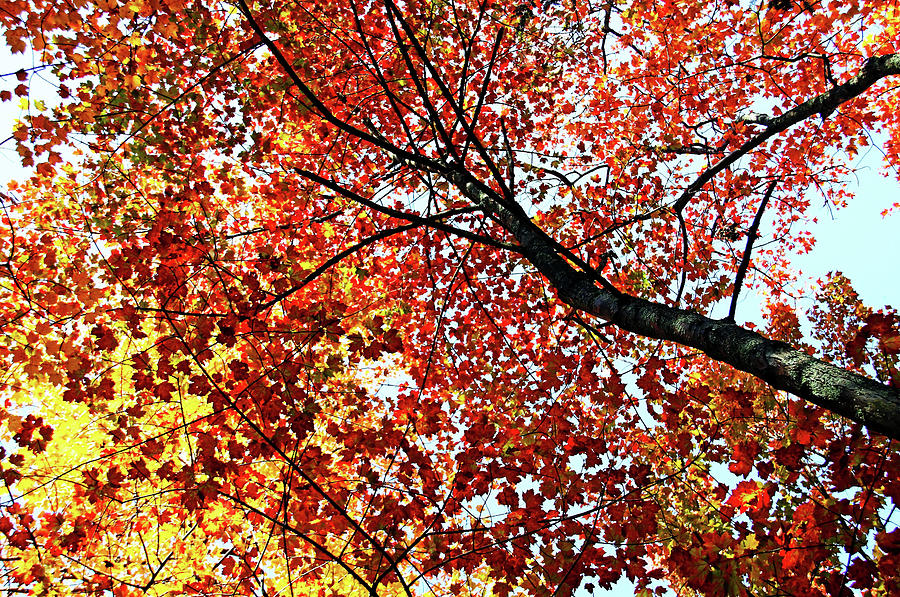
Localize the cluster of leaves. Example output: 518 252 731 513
0 0 898 595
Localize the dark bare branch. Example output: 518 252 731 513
727 180 777 322
672 53 900 214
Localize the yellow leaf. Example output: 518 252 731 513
743 535 760 551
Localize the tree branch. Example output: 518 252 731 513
672 53 900 214
237 3 900 438
448 171 900 440
726 180 776 322
235 0 447 176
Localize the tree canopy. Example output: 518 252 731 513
0 0 899 594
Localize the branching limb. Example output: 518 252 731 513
257 207 510 312
291 166 518 251
382 0 514 199
235 0 447 176
460 26 505 162
672 53 900 214
448 168 900 440
220 490 382 594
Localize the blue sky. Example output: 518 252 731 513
793 154 900 312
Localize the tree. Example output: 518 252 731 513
0 0 899 594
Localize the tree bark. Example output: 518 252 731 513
449 170 900 441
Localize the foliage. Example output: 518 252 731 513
0 0 899 594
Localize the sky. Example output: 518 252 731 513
793 152 900 312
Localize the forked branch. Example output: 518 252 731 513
672 53 900 214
